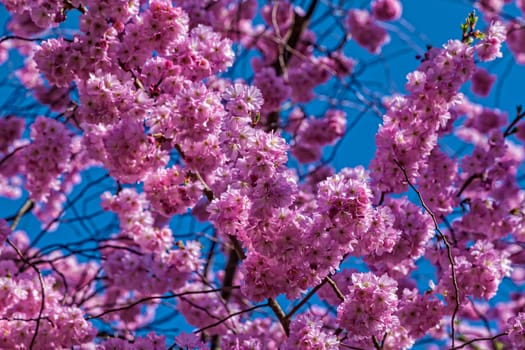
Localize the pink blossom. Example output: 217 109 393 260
372 0 402 21
347 9 390 54
507 312 525 347
507 20 525 64
475 21 506 62
471 67 496 96
253 67 291 113
337 272 399 339
283 314 339 349
22 116 72 202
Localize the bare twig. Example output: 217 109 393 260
450 333 507 350
325 276 345 302
268 298 290 336
372 335 382 350
503 105 525 138
456 173 482 198
86 287 238 320
7 199 34 231
286 278 327 319
195 303 269 334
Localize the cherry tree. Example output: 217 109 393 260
0 0 525 349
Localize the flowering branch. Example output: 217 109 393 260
393 159 461 348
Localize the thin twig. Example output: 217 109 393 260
450 333 507 350
195 303 269 334
286 278 327 319
325 276 345 302
456 173 482 198
503 105 525 138
86 287 238 320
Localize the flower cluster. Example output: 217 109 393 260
372 0 402 21
102 120 168 183
77 71 143 125
353 205 401 257
507 312 525 348
22 116 72 202
337 272 399 339
417 148 458 217
291 109 347 164
208 187 252 241
253 67 291 114
474 20 506 61
222 318 285 350
397 288 444 338
365 196 434 277
33 136 91 230
370 38 477 194
436 241 511 308
144 165 203 217
316 167 373 243
2 0 68 31
347 9 390 54
283 314 339 349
